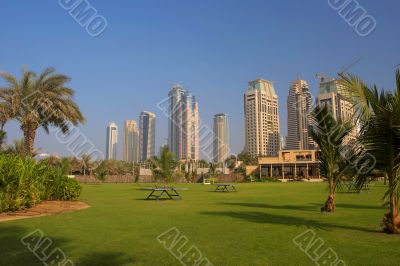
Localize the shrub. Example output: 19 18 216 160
0 154 82 212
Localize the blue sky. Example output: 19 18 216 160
1 0 399 159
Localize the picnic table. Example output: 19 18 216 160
214 183 237 192
142 187 186 200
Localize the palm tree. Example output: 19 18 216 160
0 67 85 156
0 130 6 151
5 139 26 155
70 156 82 175
0 83 15 130
209 162 221 179
310 105 362 212
340 70 400 233
4 138 40 157
225 155 237 171
60 157 72 175
42 155 61 166
151 146 176 184
81 154 93 176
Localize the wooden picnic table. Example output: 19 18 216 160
142 187 186 200
214 183 237 192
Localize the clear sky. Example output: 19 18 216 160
1 0 399 159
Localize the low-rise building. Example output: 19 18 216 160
247 150 322 180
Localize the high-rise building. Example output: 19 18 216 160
123 120 139 162
316 77 357 142
168 85 199 161
139 111 156 161
106 122 118 160
244 79 280 157
213 113 229 163
286 79 315 150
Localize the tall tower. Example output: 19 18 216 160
168 85 199 161
123 120 139 162
139 111 156 161
192 100 199 160
213 113 229 163
244 79 280 157
316 77 357 142
286 80 315 150
106 122 118 160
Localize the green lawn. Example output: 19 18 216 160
1 182 399 266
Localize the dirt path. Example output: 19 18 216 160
0 201 90 222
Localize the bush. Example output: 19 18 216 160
0 154 82 212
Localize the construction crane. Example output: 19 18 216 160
339 57 362 74
315 73 334 83
316 58 362 83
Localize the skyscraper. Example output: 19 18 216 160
106 122 118 160
316 77 357 142
123 120 139 162
213 113 229 163
168 85 199 161
139 111 156 161
286 79 315 150
244 79 280 157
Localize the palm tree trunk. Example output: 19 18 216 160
382 171 400 233
322 173 335 212
383 197 400 234
23 126 36 156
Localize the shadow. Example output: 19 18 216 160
309 203 384 210
218 202 318 212
0 224 135 266
135 198 181 202
75 251 134 266
335 203 384 210
0 224 71 266
200 211 379 233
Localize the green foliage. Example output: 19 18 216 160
340 70 400 232
94 161 107 182
209 162 217 178
3 139 26 156
238 151 258 165
225 155 237 170
151 146 176 183
99 160 133 176
234 164 246 177
0 154 82 212
310 105 364 212
310 105 362 187
0 130 5 150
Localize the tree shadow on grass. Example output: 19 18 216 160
0 224 71 266
0 224 135 266
200 211 379 233
75 251 134 266
331 203 384 210
218 202 318 212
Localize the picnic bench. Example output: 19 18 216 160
142 187 185 200
214 183 237 192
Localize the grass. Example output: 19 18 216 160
0 182 399 265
